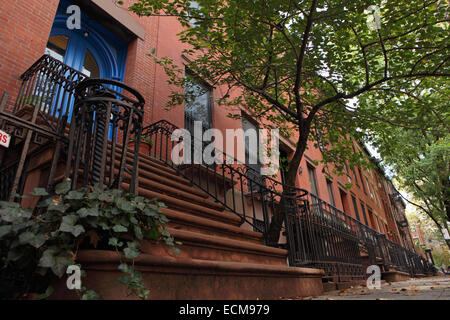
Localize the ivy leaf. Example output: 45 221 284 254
124 245 140 259
134 225 143 240
30 188 49 196
48 200 68 213
123 241 140 259
108 237 124 247
0 225 12 238
117 275 131 285
81 290 100 300
52 254 73 277
0 201 20 208
59 215 85 237
65 190 84 200
77 207 99 218
118 263 130 273
39 248 57 269
36 286 54 300
19 232 46 248
1 207 30 223
55 180 71 195
113 225 128 233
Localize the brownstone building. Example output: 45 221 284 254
0 0 434 299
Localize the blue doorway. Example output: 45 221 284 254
46 0 128 81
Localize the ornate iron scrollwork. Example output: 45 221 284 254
65 78 145 194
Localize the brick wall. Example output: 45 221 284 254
0 0 60 110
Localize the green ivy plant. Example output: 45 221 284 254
0 179 179 300
129 134 153 146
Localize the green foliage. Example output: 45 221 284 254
128 0 448 178
370 112 449 229
129 134 153 145
0 179 177 300
128 0 449 243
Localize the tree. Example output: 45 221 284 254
128 0 449 245
407 205 450 257
367 90 450 248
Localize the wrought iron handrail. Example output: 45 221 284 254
14 54 87 131
141 120 433 277
141 119 308 243
2 55 145 197
66 78 145 194
295 192 433 277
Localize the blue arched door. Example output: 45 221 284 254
46 0 128 81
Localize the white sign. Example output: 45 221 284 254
0 129 11 148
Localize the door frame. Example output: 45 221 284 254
48 1 128 81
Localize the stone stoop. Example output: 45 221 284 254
18 137 325 299
51 250 325 300
382 270 412 282
119 150 324 299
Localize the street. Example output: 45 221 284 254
309 276 450 300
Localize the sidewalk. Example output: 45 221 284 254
309 276 450 300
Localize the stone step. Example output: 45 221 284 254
113 165 223 210
141 228 286 265
163 207 263 244
122 182 242 226
51 250 325 300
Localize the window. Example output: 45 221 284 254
307 165 319 196
360 201 369 226
351 195 361 221
358 168 366 194
184 71 212 133
326 179 335 206
344 162 352 183
352 167 359 186
188 1 201 26
45 35 69 62
82 49 99 78
242 115 263 190
367 207 376 229
339 189 350 214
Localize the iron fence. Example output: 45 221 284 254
65 78 145 194
141 120 434 279
286 193 364 281
141 119 307 244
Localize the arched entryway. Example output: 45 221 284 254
45 0 128 81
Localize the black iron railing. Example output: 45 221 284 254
0 55 144 197
1 54 433 280
141 119 307 242
65 78 145 194
289 192 434 278
286 193 364 281
0 55 81 198
140 120 434 278
14 54 87 129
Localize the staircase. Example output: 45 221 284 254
73 149 325 300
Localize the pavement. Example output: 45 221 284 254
307 276 450 300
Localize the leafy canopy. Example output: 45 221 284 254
129 0 448 175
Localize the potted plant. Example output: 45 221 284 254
129 134 153 155
0 179 178 300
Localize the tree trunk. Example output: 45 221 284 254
265 132 309 246
442 177 450 224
